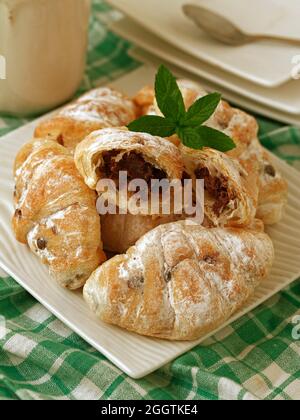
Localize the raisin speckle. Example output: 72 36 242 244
204 256 216 265
37 238 47 250
265 164 276 177
165 269 172 283
51 226 58 235
128 276 144 289
15 209 22 218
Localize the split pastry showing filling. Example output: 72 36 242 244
12 139 106 289
75 128 184 253
180 146 258 227
75 127 183 189
84 221 274 341
34 87 137 151
135 80 288 225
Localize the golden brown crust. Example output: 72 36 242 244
34 87 137 151
133 85 155 116
255 150 288 224
12 139 106 289
228 136 288 225
13 138 66 177
13 139 70 207
84 221 274 340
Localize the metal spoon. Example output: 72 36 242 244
183 4 300 46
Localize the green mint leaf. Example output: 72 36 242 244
178 126 236 152
128 115 177 137
182 93 221 127
129 66 235 153
155 65 185 122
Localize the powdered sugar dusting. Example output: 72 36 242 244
89 221 274 340
59 87 136 126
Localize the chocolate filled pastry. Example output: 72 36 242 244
84 221 274 341
75 128 184 252
12 139 106 289
180 146 258 227
135 79 287 225
183 81 287 225
34 87 137 151
75 127 183 189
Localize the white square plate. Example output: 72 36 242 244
185 0 300 41
0 66 300 379
130 49 300 127
111 18 300 116
108 0 298 87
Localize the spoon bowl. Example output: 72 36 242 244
183 4 300 46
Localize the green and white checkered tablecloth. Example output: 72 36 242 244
0 0 299 401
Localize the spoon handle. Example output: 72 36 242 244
254 34 300 46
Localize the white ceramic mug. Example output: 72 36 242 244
0 0 91 116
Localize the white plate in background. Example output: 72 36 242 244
111 18 300 116
185 0 300 41
0 66 300 379
130 48 300 127
107 0 298 87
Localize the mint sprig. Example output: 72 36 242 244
155 65 185 122
128 65 236 152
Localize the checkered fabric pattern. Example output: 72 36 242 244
0 0 299 401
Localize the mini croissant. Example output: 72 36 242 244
75 128 184 253
35 87 137 151
84 221 274 341
74 127 183 190
12 139 106 289
177 80 288 225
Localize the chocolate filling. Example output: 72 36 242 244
102 151 166 183
181 171 191 186
195 167 231 216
